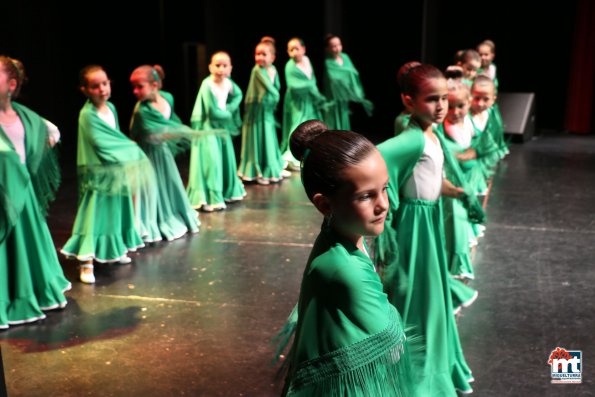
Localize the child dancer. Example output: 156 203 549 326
441 80 482 279
323 34 373 130
0 56 71 327
237 37 285 185
187 51 245 211
61 65 158 284
477 40 498 89
281 37 328 171
469 75 504 173
457 49 481 87
376 63 483 395
129 65 200 239
277 120 414 396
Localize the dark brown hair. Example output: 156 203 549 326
397 61 421 89
399 63 444 97
324 34 340 48
0 55 26 98
290 120 376 201
79 65 105 87
472 75 496 91
461 49 481 64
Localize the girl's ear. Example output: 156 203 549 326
401 93 413 111
312 193 332 217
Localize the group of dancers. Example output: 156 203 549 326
275 40 507 396
1 33 507 396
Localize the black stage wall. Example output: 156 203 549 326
1 1 578 166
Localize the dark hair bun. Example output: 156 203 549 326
290 119 328 161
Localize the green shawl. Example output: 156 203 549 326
323 53 373 115
278 225 413 397
77 100 155 195
190 76 243 136
281 59 329 152
0 139 29 243
244 65 280 109
130 91 195 156
0 102 60 216
394 112 411 136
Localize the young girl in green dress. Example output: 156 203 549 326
0 56 71 327
186 51 246 211
237 37 285 185
323 34 372 130
278 119 414 396
281 37 328 171
129 65 200 239
377 63 481 395
61 66 158 284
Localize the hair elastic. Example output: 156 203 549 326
151 68 160 82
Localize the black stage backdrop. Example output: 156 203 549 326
1 0 578 167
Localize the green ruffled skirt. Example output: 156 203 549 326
382 198 474 395
1 183 71 329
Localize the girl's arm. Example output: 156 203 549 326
44 119 60 147
441 178 464 198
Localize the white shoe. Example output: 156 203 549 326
79 264 95 284
201 204 214 213
281 170 292 178
256 178 270 185
119 255 132 264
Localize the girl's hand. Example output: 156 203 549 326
441 178 465 198
456 148 477 161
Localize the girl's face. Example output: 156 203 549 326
446 90 470 124
329 150 390 238
478 44 495 68
82 70 111 106
287 39 306 62
130 71 158 101
0 63 17 101
209 53 232 81
462 59 481 80
255 44 275 68
327 37 343 57
470 83 496 114
405 77 448 127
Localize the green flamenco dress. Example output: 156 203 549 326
130 91 200 240
438 122 481 281
237 65 285 182
323 53 373 130
281 57 328 169
278 225 414 397
0 103 70 328
186 76 245 209
61 101 157 262
376 120 485 395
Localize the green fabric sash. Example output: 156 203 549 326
190 76 243 136
0 102 60 218
324 53 373 116
76 100 155 195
